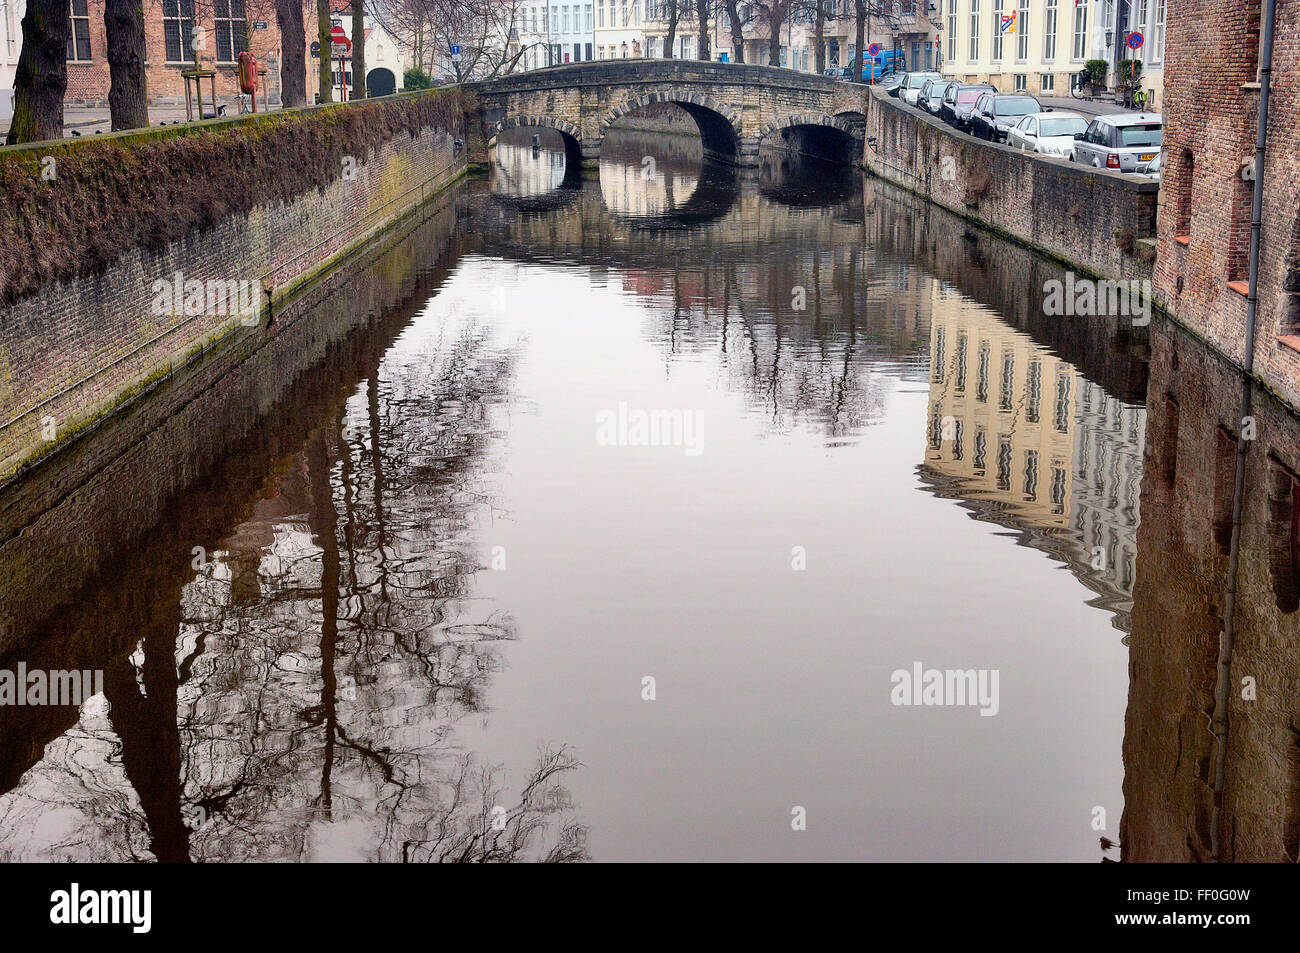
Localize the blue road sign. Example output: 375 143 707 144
450 45 461 56
1127 32 1143 49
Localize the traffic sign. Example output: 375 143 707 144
868 43 880 56
450 44 462 57
1127 31 1144 49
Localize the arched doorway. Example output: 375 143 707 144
367 68 396 98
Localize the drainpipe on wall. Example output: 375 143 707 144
1210 0 1278 863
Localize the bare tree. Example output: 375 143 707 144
317 0 333 100
6 0 69 144
754 0 792 66
104 0 149 131
351 0 366 98
696 0 710 59
721 0 744 62
276 0 307 106
662 0 680 57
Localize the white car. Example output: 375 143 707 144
901 72 942 107
1006 111 1090 159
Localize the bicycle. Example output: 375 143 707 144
1069 69 1091 99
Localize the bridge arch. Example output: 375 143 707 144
497 115 586 180
758 112 861 165
600 93 743 165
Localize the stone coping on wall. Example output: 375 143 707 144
469 59 841 95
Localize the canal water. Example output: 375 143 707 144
0 125 1295 862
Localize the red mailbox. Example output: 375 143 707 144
237 51 258 95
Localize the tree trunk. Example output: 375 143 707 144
814 2 825 72
697 0 710 60
350 0 365 99
723 0 743 62
7 0 68 144
104 0 149 131
767 5 783 66
317 0 332 102
665 0 678 57
854 0 865 83
276 0 307 106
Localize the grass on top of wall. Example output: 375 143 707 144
0 87 467 306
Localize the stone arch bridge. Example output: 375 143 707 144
465 60 868 170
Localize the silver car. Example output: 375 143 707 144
1070 112 1164 172
901 71 943 107
918 78 954 115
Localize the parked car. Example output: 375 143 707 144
918 78 955 115
901 71 943 106
1070 112 1164 171
1135 149 1163 180
884 72 907 96
831 66 855 81
1006 111 1090 158
968 93 1045 142
940 83 996 130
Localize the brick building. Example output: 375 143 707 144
52 0 311 107
1155 0 1300 411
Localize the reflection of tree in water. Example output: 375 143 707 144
0 316 588 863
632 239 914 441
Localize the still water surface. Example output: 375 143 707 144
0 128 1293 862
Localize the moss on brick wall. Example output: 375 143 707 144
0 87 467 305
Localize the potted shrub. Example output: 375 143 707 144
1084 59 1109 93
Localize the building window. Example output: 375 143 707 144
947 0 957 62
1026 359 1041 422
1016 0 1029 61
214 0 248 63
992 0 1003 61
1072 2 1087 59
586 42 592 60
67 0 91 61
999 348 1014 412
1053 370 1071 433
598 0 605 26
163 0 196 63
599 45 606 59
1014 73 1026 90
997 435 1013 491
1041 73 1054 92
969 0 981 61
956 332 968 393
1043 0 1057 60
1023 449 1038 502
586 3 593 30
1152 0 1166 61
976 341 990 403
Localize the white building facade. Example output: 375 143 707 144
1 0 23 118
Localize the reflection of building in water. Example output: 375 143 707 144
599 154 699 216
921 289 1145 629
493 141 568 196
1122 317 1300 863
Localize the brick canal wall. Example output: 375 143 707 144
0 88 468 482
1154 0 1300 413
863 88 1159 288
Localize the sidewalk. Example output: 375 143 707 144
1037 96 1158 118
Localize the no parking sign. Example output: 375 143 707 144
1127 32 1144 50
